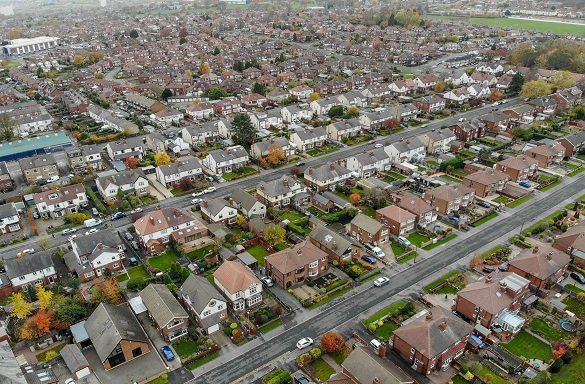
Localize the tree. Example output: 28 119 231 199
92 279 123 304
384 119 400 130
328 105 345 118
434 81 447 93
489 90 505 101
0 113 15 142
116 187 125 199
346 106 359 118
200 62 212 75
236 214 248 228
73 54 85 65
178 177 193 191
37 285 54 311
25 284 37 302
309 92 321 102
349 193 361 203
363 189 387 209
179 37 187 45
512 127 534 141
64 212 90 225
232 113 256 149
88 51 104 63
53 296 88 327
266 143 285 166
20 310 54 340
550 70 576 90
161 88 173 101
154 151 171 166
520 80 552 99
507 44 538 67
207 86 227 100
253 82 267 96
8 292 33 319
38 236 51 250
213 47 220 55
321 331 345 353
264 224 286 246
7 28 22 39
509 73 525 95
125 156 139 169
129 29 139 38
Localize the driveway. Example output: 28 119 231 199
146 174 173 199
137 312 183 370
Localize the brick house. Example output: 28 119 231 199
349 213 389 245
265 240 329 289
553 224 585 268
309 224 362 264
423 184 475 214
392 306 473 375
140 284 189 342
462 169 509 198
525 142 565 168
19 154 58 184
448 120 486 142
0 203 22 235
376 205 416 236
398 192 438 227
559 131 585 158
304 162 353 192
495 155 538 182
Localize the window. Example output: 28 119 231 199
113 263 119 268
203 310 211 317
131 347 142 358
19 276 25 280
411 347 416 354
249 285 257 294
320 257 326 262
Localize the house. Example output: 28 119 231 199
467 84 491 99
200 198 238 226
559 131 585 158
345 149 391 178
304 162 352 192
229 188 266 219
6 251 57 289
508 244 570 294
525 142 565 168
398 192 437 227
477 112 512 133
85 303 150 370
105 137 145 162
125 93 166 112
412 96 445 113
389 103 419 122
19 154 58 183
384 138 426 164
326 118 362 142
309 224 362 263
60 344 91 380
392 306 474 375
180 274 227 334
289 85 313 100
249 109 284 130
389 80 416 96
202 145 249 175
359 110 394 130
151 108 184 127
134 208 208 255
337 91 367 107
0 203 22 235
442 88 470 105
328 345 415 384
185 102 214 120
87 105 139 134
418 129 456 155
34 184 88 219
155 156 203 188
310 97 339 115
454 272 530 333
445 70 470 86
217 118 233 139
213 260 262 311
96 169 149 202
289 127 328 151
528 97 558 115
413 74 439 91
266 88 290 103
281 105 314 123
181 123 220 146
376 205 416 236
495 155 538 182
448 119 486 142
140 284 189 342
0 161 14 191
256 175 308 208
250 137 295 161
462 169 510 198
349 213 389 245
265 240 329 288
65 229 125 282
423 184 475 214
240 93 267 109
552 86 583 112
552 224 585 268
66 145 104 175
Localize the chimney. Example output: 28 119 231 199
373 378 381 384
332 241 337 250
308 168 313 175
485 274 493 283
425 311 433 321
378 342 387 358
283 178 289 187
296 248 302 256
149 216 155 224
533 246 539 254
202 200 208 208
499 280 507 292
329 162 335 171
438 321 448 332
547 252 553 261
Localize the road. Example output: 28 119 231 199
1 98 522 260
190 176 585 384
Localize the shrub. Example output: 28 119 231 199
126 277 150 292
550 359 563 373
561 350 573 364
321 331 345 353
41 350 59 361
368 323 377 332
296 352 312 366
230 322 238 329
309 348 322 359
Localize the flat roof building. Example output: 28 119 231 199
0 131 72 162
2 36 59 56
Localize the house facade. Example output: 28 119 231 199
140 284 189 342
96 170 149 202
19 154 58 183
304 162 352 192
34 184 88 219
349 213 389 245
0 203 22 235
6 252 57 289
202 145 250 175
462 169 510 198
213 261 263 311
376 205 416 236
289 127 327 151
423 184 475 214
66 229 125 282
155 156 203 188
180 274 227 334
508 244 570 294
495 155 538 182
265 240 329 288
256 176 308 208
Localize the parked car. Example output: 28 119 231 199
21 248 35 254
124 232 134 241
92 208 99 216
482 264 496 273
62 228 77 235
373 276 390 287
191 198 202 205
296 337 313 350
130 241 140 251
130 207 143 214
447 215 460 224
192 191 205 197
361 255 377 265
160 346 175 362
204 186 216 193
498 262 509 271
205 176 214 182
374 143 383 148
571 272 585 284
458 117 466 122
32 210 40 219
293 373 310 384
476 200 491 208
64 379 76 384
519 181 531 188
397 236 411 248
111 212 126 221
85 228 98 235
261 276 274 287
296 162 306 167
129 257 139 266
46 175 59 183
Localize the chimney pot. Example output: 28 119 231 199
547 252 553 260
533 246 539 254
486 274 493 283
426 311 433 321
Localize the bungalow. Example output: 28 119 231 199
202 145 250 175
229 188 266 218
501 104 536 124
345 149 391 178
444 69 470 86
155 156 203 188
376 205 416 236
388 80 416 96
442 88 470 105
257 175 308 208
398 192 437 227
180 274 227 334
304 162 353 192
181 123 220 146
349 213 389 245
214 261 263 311
200 198 238 226
96 169 149 202
361 85 391 100
250 137 295 161
265 240 329 288
413 74 439 91
495 155 538 182
240 93 267 109
423 184 475 214
289 127 328 152
462 169 510 197
140 284 189 342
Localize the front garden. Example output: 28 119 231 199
362 300 417 342
470 212 499 227
306 144 339 157
423 270 466 294
222 166 258 181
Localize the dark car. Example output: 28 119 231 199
476 200 491 208
498 262 509 271
130 241 140 251
482 264 496 273
571 272 585 284
111 212 126 221
128 257 138 266
160 346 175 362
361 255 377 265
293 373 310 384
296 162 306 167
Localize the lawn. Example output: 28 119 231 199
246 244 271 266
523 209 563 235
470 363 509 384
408 232 431 247
396 252 418 264
468 17 585 37
358 204 376 218
435 285 459 294
146 249 179 271
386 171 406 180
566 284 585 295
116 265 150 282
440 175 462 183
173 339 200 359
424 270 462 293
391 243 408 257
562 296 585 319
568 167 585 177
330 347 349 365
363 300 408 325
146 374 168 384
551 349 585 384
502 330 552 361
311 358 335 382
423 234 458 250
509 195 532 208
186 351 220 370
529 318 566 342
222 167 258 181
281 210 306 223
540 179 561 192
479 244 509 261
307 286 352 310
306 144 339 157
259 319 283 334
37 343 67 362
494 196 511 204
186 245 216 260
374 320 399 341
471 212 499 227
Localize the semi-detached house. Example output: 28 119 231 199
304 162 352 192
106 137 145 162
34 183 88 219
257 175 308 208
6 251 57 289
289 127 327 152
345 148 391 178
140 284 189 342
181 123 220 146
155 156 202 188
265 240 329 289
326 118 362 142
384 137 426 164
200 198 238 226
180 274 227 334
0 202 22 235
202 145 249 175
423 184 475 215
96 169 149 202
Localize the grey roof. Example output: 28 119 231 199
70 321 89 343
85 303 149 363
96 169 146 191
390 137 425 153
0 340 26 384
293 126 327 141
564 131 585 147
140 284 188 328
0 202 18 219
322 191 351 209
312 193 331 206
309 224 356 257
72 228 122 257
330 117 361 131
157 156 202 177
236 251 257 267
126 93 157 108
353 148 390 166
60 344 89 373
251 137 290 156
106 136 144 152
305 162 351 182
258 175 300 198
0 161 9 175
230 188 260 213
183 122 219 136
342 346 414 384
350 213 383 234
423 128 456 142
6 252 54 279
208 145 248 162
18 154 57 171
202 197 230 217
180 274 225 314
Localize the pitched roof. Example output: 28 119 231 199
208 145 249 162
6 252 54 279
497 155 538 170
60 344 89 373
180 274 225 313
72 228 122 257
341 346 414 384
510 243 570 280
398 193 435 216
376 205 416 223
139 284 188 328
157 156 202 177
96 169 146 191
309 224 357 258
33 183 85 206
425 184 475 202
305 162 351 182
393 306 473 359
214 260 260 294
134 208 195 236
457 272 529 315
265 240 328 274
0 202 17 219
350 213 383 234
463 169 509 185
553 224 585 253
257 175 302 198
18 154 57 170
230 188 261 212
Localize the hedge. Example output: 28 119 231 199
288 222 311 235
357 268 381 282
85 186 107 214
325 278 349 292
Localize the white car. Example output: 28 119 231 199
374 143 383 148
85 228 98 235
68 234 78 240
21 248 35 254
130 208 143 214
296 337 313 350
192 191 205 197
46 175 60 183
458 117 466 122
64 379 76 384
191 198 202 205
62 228 77 235
373 276 390 287
204 187 216 194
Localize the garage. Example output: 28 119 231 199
60 344 92 379
207 324 220 334
76 367 91 379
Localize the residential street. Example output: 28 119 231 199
189 175 585 384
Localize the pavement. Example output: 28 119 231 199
188 174 585 383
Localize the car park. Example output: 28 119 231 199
361 255 377 264
261 276 274 287
204 187 216 193
373 276 390 287
571 272 585 284
296 337 313 349
293 373 310 384
160 346 175 362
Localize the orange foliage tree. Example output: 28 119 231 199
321 331 345 353
266 143 285 166
349 193 361 203
92 279 123 304
19 310 54 340
125 156 139 169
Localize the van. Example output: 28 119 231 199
369 339 382 352
397 236 411 248
364 243 385 259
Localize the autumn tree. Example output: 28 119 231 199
88 51 104 63
349 193 361 203
489 90 505 101
72 55 85 65
309 92 321 102
321 331 345 353
232 113 257 150
264 224 286 246
37 285 54 311
346 106 359 118
549 70 576 90
434 81 447 93
520 80 552 99
0 113 15 142
384 119 400 130
507 43 538 67
20 310 54 340
8 292 33 319
178 177 193 191
92 279 123 304
200 62 212 75
125 156 139 169
154 151 171 166
236 214 248 229
7 28 23 39
266 143 285 166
